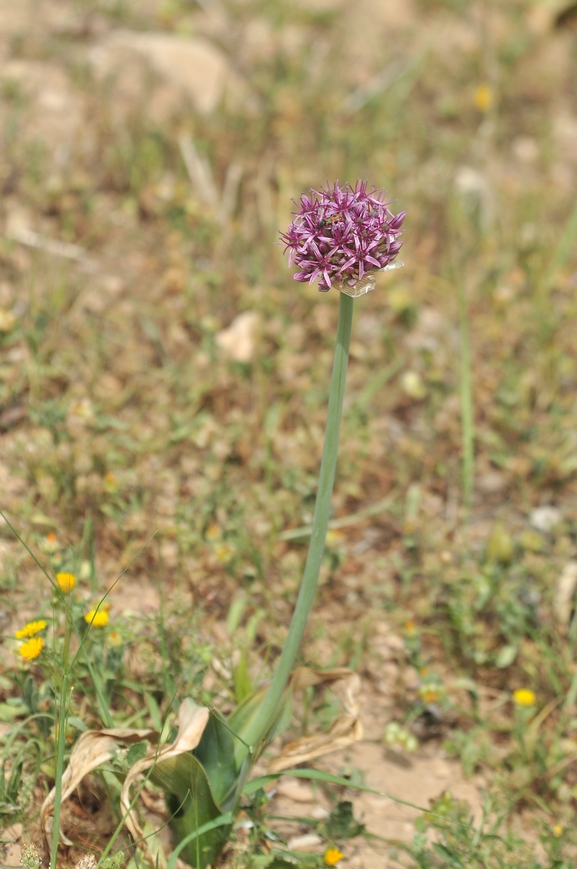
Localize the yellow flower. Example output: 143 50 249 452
324 847 344 866
107 630 123 647
513 688 536 707
85 608 109 627
18 637 45 661
56 572 76 593
214 542 234 563
474 84 494 113
15 620 47 639
326 529 344 545
554 824 563 837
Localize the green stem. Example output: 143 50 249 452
458 280 474 515
51 594 72 868
244 292 354 751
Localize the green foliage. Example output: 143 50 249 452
152 753 232 869
404 793 569 869
320 801 365 840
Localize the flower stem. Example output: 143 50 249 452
245 292 354 749
458 280 474 515
51 594 72 869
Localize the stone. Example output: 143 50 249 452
530 506 562 533
90 30 253 117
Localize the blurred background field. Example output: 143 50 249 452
1 0 577 866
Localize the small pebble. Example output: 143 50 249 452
287 833 323 851
530 506 562 533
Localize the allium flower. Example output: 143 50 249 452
280 181 405 296
18 636 45 661
15 620 47 639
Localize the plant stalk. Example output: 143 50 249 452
243 292 354 752
458 280 474 515
51 594 72 868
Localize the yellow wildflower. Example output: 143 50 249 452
474 84 494 113
85 608 109 627
324 847 344 866
56 572 76 593
326 529 344 545
15 620 47 639
512 688 536 707
18 636 45 661
107 630 123 647
215 543 234 563
554 824 563 838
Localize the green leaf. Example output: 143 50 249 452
232 648 253 704
228 686 293 768
321 800 365 839
495 644 517 669
165 812 233 869
150 753 232 869
0 702 27 722
125 741 148 767
193 711 237 809
245 768 430 814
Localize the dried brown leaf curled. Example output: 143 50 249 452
268 668 363 774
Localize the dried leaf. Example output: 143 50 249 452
41 700 209 857
120 701 209 843
268 668 363 774
554 561 577 633
41 727 156 846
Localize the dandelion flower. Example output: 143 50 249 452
280 181 404 296
554 824 563 837
56 572 76 593
512 688 536 707
15 620 47 639
18 636 45 661
324 847 344 866
85 608 109 627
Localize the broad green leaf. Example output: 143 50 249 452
232 648 252 703
150 753 231 869
193 711 237 809
228 686 294 768
166 812 233 869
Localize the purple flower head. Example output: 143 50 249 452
280 181 405 295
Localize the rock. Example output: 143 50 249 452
287 833 323 851
0 60 84 163
216 311 260 363
530 506 562 533
275 776 315 803
90 30 253 117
